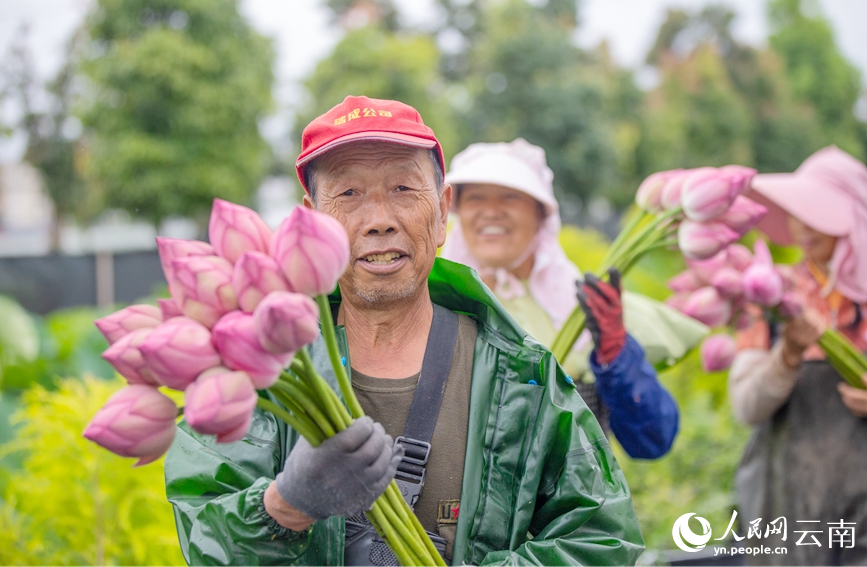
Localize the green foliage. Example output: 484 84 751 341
768 0 864 159
0 295 40 385
639 43 754 173
457 0 621 205
0 376 185 566
79 0 275 225
639 1 865 182
1 306 114 394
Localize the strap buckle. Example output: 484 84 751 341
395 436 431 467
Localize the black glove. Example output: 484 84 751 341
275 416 403 520
576 268 627 365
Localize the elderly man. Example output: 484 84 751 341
165 96 644 566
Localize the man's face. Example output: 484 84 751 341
305 142 450 308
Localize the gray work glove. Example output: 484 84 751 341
275 416 403 520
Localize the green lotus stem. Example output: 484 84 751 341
290 358 308 378
826 329 867 372
271 378 337 437
599 209 651 269
385 482 410 523
817 331 867 389
401 492 446 565
315 294 365 419
599 208 680 273
383 482 446 565
368 502 420 566
268 389 325 440
297 347 353 430
379 494 437 564
256 398 324 446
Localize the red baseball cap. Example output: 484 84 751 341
295 95 446 193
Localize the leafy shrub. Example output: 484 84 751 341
0 376 185 566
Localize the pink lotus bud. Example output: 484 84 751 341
102 328 162 386
700 334 737 372
687 250 729 282
711 267 744 299
742 264 784 307
138 317 222 391
212 311 292 389
682 287 732 327
157 237 214 292
678 219 739 260
717 196 767 236
232 251 289 313
665 292 691 312
272 206 350 296
779 291 806 318
719 164 757 195
726 244 753 271
184 367 258 443
209 199 272 263
158 298 183 320
636 170 682 212
83 384 178 466
660 171 690 210
681 167 743 222
171 255 238 328
668 270 705 293
775 265 797 291
95 304 162 345
752 239 774 267
253 291 320 354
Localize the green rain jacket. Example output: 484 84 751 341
165 259 645 566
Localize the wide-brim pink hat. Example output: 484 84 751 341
747 146 861 244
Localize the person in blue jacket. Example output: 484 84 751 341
440 138 679 459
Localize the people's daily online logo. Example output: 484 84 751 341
671 510 856 557
672 513 713 552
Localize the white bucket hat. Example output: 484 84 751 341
446 138 559 220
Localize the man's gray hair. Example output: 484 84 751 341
305 148 444 204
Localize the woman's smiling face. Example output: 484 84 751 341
456 183 545 269
787 215 838 267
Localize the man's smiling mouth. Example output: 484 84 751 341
362 252 402 264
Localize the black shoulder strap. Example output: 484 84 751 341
394 304 459 505
403 303 459 441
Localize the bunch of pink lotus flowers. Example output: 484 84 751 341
665 239 801 371
84 199 445 566
667 239 867 387
551 165 763 362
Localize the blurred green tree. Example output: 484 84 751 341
455 0 633 210
768 0 865 160
78 0 274 227
0 27 92 247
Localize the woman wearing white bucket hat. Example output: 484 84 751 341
441 138 699 459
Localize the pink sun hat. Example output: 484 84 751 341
747 145 867 302
747 146 862 245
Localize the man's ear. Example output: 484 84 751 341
302 194 315 209
437 183 452 248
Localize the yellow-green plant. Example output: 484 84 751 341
0 376 185 566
